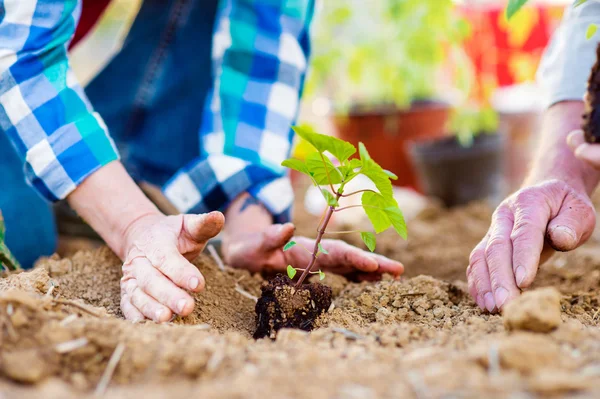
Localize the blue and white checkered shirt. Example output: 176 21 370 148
0 0 314 223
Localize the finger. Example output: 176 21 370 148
182 212 225 243
370 253 404 276
468 235 494 312
120 293 145 322
130 286 172 323
485 206 520 310
130 257 195 316
320 240 379 273
146 246 205 292
510 196 551 289
566 129 585 150
546 194 595 252
574 143 600 169
262 223 296 252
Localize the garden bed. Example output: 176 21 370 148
2 201 600 398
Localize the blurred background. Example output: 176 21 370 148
69 0 574 222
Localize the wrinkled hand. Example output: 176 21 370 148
222 223 404 279
467 180 595 313
120 212 224 322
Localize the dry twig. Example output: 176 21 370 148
95 343 126 396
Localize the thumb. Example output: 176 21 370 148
546 195 595 252
262 223 296 252
183 211 225 243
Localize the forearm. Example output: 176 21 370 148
524 101 600 194
67 162 161 259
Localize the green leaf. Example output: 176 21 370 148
575 0 589 7
292 125 356 163
360 232 377 252
361 192 408 239
319 270 326 281
306 152 344 185
281 158 310 176
283 241 297 251
358 143 394 199
506 0 529 20
587 24 597 40
318 243 329 255
348 159 362 169
287 265 297 279
321 189 339 207
383 170 398 180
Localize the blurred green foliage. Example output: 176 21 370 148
306 0 471 112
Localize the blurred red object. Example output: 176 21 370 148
460 4 565 101
70 0 113 49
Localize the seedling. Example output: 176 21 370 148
254 126 407 339
282 125 407 287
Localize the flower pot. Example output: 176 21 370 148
332 103 450 190
408 133 505 207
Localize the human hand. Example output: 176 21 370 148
467 179 595 313
222 222 404 279
568 129 600 168
119 212 224 322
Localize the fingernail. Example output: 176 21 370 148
177 299 188 314
515 266 526 287
155 309 163 322
552 225 577 246
189 277 199 290
484 292 496 312
494 287 509 309
575 143 589 157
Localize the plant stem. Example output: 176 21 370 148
324 230 362 235
295 191 342 287
340 189 377 197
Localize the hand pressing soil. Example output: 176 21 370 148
254 275 332 339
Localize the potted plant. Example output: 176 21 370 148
407 106 506 207
305 0 471 189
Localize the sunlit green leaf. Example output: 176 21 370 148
358 143 394 199
587 24 598 40
283 241 297 251
383 170 398 180
282 158 310 176
321 189 339 207
348 159 362 169
287 265 297 279
575 0 589 7
306 152 344 186
360 232 377 252
506 0 529 20
318 243 329 255
362 192 407 239
292 125 356 163
319 270 326 281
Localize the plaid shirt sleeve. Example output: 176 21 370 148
163 0 315 223
0 0 119 201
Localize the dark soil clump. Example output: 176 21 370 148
254 275 332 339
583 43 600 143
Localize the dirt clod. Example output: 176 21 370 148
503 287 562 333
1 349 49 384
254 274 332 339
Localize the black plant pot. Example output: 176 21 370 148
408 133 505 207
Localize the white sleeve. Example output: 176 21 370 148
537 0 600 108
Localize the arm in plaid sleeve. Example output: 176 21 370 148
0 0 119 201
163 0 315 223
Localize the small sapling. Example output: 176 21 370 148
254 126 407 339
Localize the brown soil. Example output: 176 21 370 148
3 200 600 398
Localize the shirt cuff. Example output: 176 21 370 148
537 4 600 108
23 112 120 201
162 154 293 223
